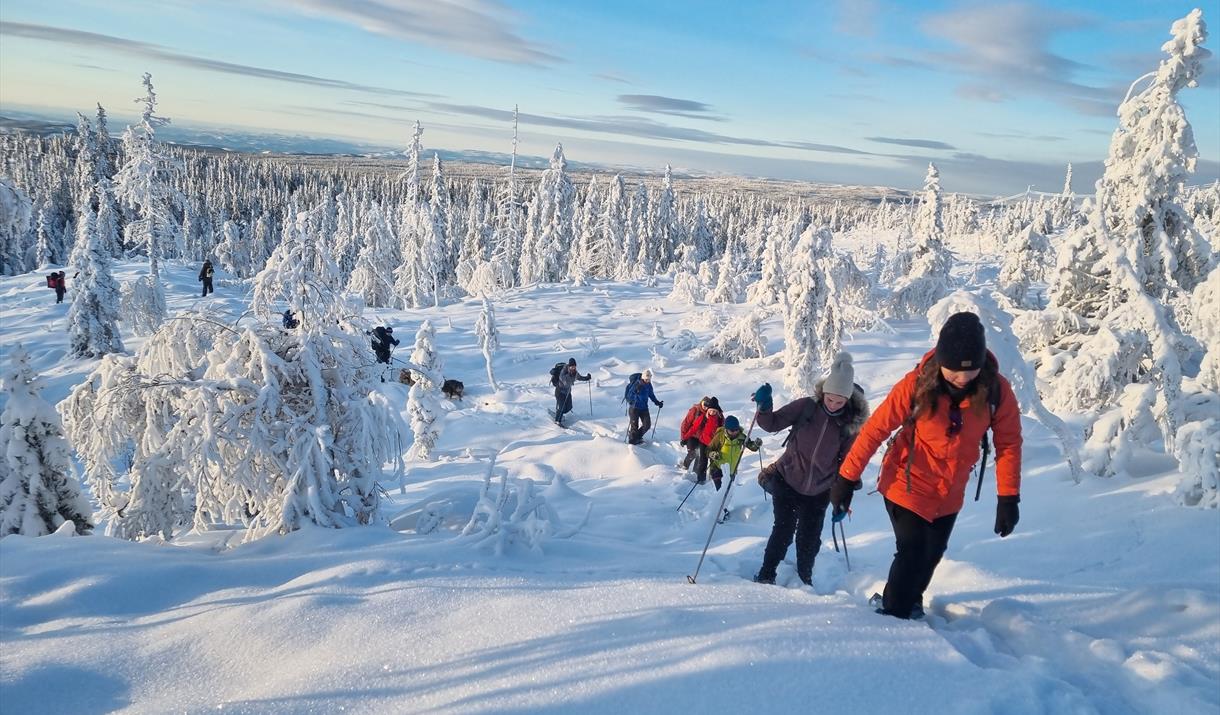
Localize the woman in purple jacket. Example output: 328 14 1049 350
750 353 868 586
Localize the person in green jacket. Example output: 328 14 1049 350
707 415 761 491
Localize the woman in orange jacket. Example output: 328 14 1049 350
829 312 1023 620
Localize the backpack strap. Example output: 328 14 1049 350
780 398 820 448
973 380 1002 502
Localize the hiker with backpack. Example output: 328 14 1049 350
371 326 398 365
830 312 1022 620
48 271 66 303
750 352 868 587
199 260 215 296
625 368 663 445
550 357 591 426
679 396 724 484
707 415 761 491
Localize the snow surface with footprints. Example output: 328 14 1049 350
1 260 1217 714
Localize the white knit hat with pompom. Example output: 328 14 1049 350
823 352 855 397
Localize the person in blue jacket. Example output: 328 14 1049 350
626 368 664 445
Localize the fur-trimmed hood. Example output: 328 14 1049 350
812 379 871 436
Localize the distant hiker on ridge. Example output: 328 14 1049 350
751 353 868 587
48 271 66 304
552 357 591 427
199 260 215 297
625 368 663 445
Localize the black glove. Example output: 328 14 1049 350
829 474 861 519
994 495 1020 537
658 401 664 408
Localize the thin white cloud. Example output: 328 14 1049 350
617 94 723 121
277 0 560 67
834 0 881 37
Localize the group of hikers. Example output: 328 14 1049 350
558 311 1022 621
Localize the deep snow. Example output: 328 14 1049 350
1 259 1218 714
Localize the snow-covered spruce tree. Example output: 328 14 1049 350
476 297 500 390
113 73 181 334
487 105 523 289
62 208 404 540
67 200 124 358
889 163 953 317
651 164 680 271
692 309 767 362
997 222 1054 308
213 218 250 278
426 153 451 303
347 201 398 308
710 229 746 303
1043 10 1213 487
33 205 54 269
626 181 651 278
0 345 93 537
782 226 839 395
394 121 430 308
1173 266 1220 506
748 214 790 306
689 197 715 264
569 176 601 284
407 320 444 459
0 176 33 275
520 144 575 285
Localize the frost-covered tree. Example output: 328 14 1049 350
476 297 500 390
652 164 680 270
213 218 250 278
67 200 124 358
748 215 788 306
0 345 93 537
1042 10 1213 487
427 153 451 301
692 309 767 362
569 176 601 284
890 163 953 317
783 226 840 394
520 144 575 285
624 182 650 279
62 208 404 540
395 121 430 308
113 73 181 334
0 177 33 275
710 229 746 303
347 202 398 308
997 223 1054 308
407 320 444 459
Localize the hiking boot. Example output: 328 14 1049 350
909 603 926 620
799 574 813 587
712 477 722 491
753 573 776 585
868 593 883 610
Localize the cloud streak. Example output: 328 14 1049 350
0 21 439 100
868 136 957 150
617 94 723 121
277 0 560 67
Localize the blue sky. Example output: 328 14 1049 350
1 0 1218 195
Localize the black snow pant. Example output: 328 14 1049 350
374 348 391 365
554 389 573 421
55 288 65 303
881 498 958 619
682 440 710 481
758 478 830 585
628 407 651 444
201 277 213 296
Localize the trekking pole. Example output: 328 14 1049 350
676 481 699 511
588 381 593 416
650 405 662 441
831 510 852 571
687 412 757 584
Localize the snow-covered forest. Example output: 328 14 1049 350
1 8 1218 714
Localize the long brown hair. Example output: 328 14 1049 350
912 353 998 418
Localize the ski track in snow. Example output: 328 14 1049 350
1 259 1217 714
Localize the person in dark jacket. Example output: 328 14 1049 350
554 358 591 426
832 312 1022 620
53 271 67 303
679 396 723 483
199 260 215 296
371 326 399 364
626 368 663 445
751 353 868 586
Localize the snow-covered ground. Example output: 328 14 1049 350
1 261 1218 714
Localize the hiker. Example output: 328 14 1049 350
707 415 761 491
53 271 66 304
626 368 663 445
679 396 723 483
371 326 398 365
831 312 1022 620
750 353 868 587
199 260 214 296
282 309 299 329
553 358 591 426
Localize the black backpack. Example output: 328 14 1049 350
549 362 566 387
622 372 643 403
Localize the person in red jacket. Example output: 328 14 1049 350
830 312 1023 620
679 396 723 484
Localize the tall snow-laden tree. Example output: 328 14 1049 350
67 200 124 358
427 153 451 301
395 121 430 308
569 176 602 284
0 345 93 537
783 226 839 395
624 182 650 279
520 144 575 285
748 215 789 306
0 178 33 275
997 222 1053 308
113 73 180 335
476 297 500 390
347 201 398 308
1042 9 1214 490
488 106 523 288
652 164 680 270
407 320 443 459
62 203 404 540
890 163 953 317
214 218 250 278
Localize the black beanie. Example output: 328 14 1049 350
936 312 986 370
567 358 577 366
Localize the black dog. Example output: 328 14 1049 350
441 379 465 400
